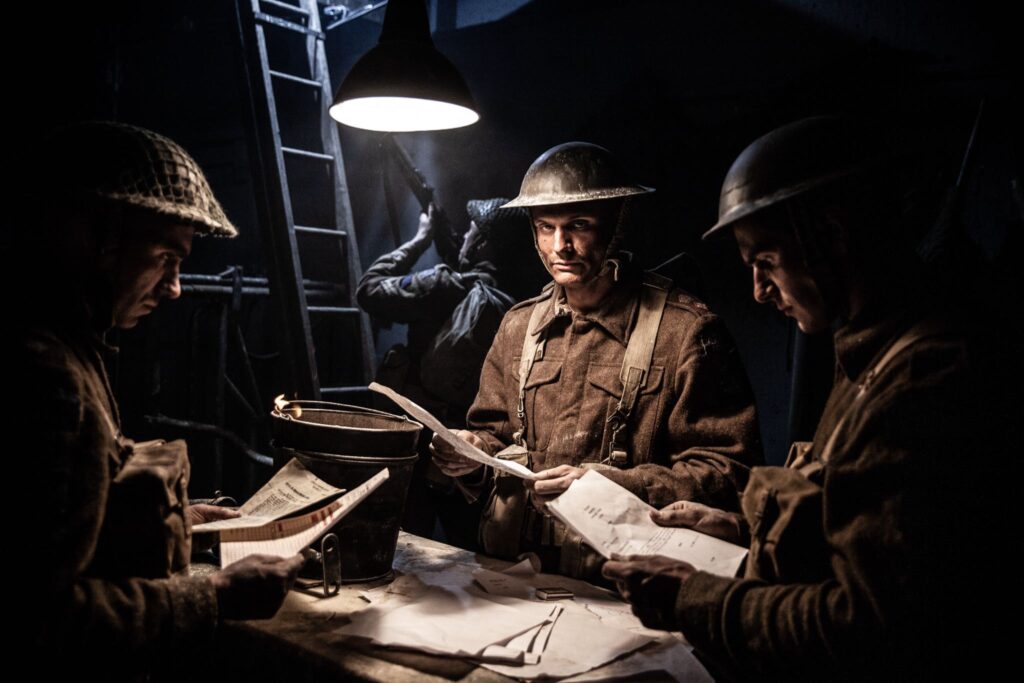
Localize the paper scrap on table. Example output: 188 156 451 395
483 608 654 679
336 584 557 661
564 638 714 683
474 567 535 600
369 382 539 480
193 458 343 532
547 470 747 577
219 468 388 567
504 555 541 576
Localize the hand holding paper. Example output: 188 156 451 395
370 382 538 480
546 470 747 578
432 428 489 477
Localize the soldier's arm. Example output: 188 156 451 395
661 339 992 678
27 347 218 668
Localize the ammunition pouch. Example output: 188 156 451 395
479 444 531 560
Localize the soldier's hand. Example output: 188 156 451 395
430 429 485 477
415 202 438 240
210 553 304 620
602 554 696 631
525 465 586 511
651 501 749 545
189 504 242 551
188 503 241 526
529 465 586 496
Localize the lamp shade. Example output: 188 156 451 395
330 0 479 132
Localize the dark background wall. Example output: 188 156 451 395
10 1 1019 496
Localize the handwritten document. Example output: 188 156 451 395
547 470 747 577
193 458 343 532
218 468 389 567
369 382 538 480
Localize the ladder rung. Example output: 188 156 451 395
308 306 360 315
321 386 372 395
282 146 333 162
261 0 310 17
255 11 324 39
295 225 347 238
181 273 340 293
269 70 323 89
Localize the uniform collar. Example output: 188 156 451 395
528 262 642 345
832 270 925 382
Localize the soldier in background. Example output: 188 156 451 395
357 199 533 549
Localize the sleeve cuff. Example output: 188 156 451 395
167 575 218 642
674 570 734 653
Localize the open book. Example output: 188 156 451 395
193 457 345 533
547 470 747 578
193 457 389 567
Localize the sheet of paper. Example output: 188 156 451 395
369 382 538 480
483 608 655 679
218 468 389 567
547 470 747 578
503 556 541 576
564 638 714 683
473 567 535 600
351 534 713 681
193 458 343 532
335 584 556 659
495 605 561 656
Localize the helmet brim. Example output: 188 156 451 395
501 185 654 209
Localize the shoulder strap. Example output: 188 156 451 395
512 300 552 447
606 272 671 466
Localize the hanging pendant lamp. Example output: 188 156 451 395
329 0 479 132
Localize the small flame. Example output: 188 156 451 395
273 394 302 418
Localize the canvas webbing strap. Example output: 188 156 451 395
606 272 671 465
513 297 553 446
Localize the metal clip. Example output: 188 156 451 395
296 533 342 598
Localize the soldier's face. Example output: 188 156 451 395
532 201 616 289
734 220 831 333
108 221 194 329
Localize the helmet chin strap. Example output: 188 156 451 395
597 198 631 282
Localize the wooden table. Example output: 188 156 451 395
206 533 698 682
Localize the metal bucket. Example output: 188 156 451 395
270 401 422 582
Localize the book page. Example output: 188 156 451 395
218 468 389 566
193 457 343 532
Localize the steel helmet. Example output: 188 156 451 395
502 142 653 208
47 121 238 237
703 117 868 240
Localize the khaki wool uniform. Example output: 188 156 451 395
673 289 1015 681
466 265 762 575
16 300 216 678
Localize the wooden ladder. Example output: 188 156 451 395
235 0 374 401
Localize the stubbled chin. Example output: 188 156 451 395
551 269 592 287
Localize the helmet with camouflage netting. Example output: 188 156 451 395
48 121 237 237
